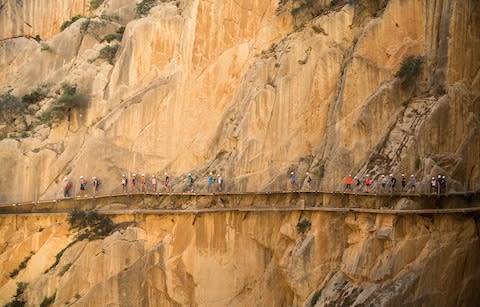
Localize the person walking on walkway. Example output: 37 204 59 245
131 174 137 192
440 175 447 194
409 175 416 193
121 174 128 193
389 174 397 193
92 176 99 196
151 174 157 193
431 177 437 195
304 172 312 190
290 172 298 191
79 176 87 197
187 173 194 192
353 176 361 192
64 177 73 198
141 174 146 193
344 174 353 192
217 174 224 192
381 175 387 193
164 172 170 193
207 172 214 193
401 174 406 192
438 175 446 194
364 175 372 193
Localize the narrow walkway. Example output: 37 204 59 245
0 191 478 215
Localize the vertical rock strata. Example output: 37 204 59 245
0 212 478 306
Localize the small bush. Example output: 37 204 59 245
396 55 424 89
415 156 421 170
40 293 56 307
5 282 28 307
98 44 120 64
38 83 87 125
69 209 115 239
310 289 322 306
22 86 48 104
10 251 35 278
0 91 26 123
296 219 312 234
136 0 157 17
44 240 77 274
59 263 72 276
100 13 120 21
80 19 90 34
40 43 51 51
291 0 317 16
101 26 126 43
89 0 105 10
60 15 84 31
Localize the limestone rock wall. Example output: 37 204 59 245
0 211 478 306
0 0 479 202
0 0 88 41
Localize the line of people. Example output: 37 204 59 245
343 173 448 194
63 176 100 197
62 172 226 198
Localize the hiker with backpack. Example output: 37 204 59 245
187 173 194 192
141 174 146 193
164 173 170 192
79 176 87 197
364 175 372 193
151 174 157 193
207 172 215 193
63 177 73 198
121 174 128 193
304 172 312 190
217 174 224 192
92 176 100 196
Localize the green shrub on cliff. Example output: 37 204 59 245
296 219 312 234
0 90 26 124
98 44 120 64
136 0 157 17
60 15 84 31
89 0 105 10
38 83 87 125
396 55 424 89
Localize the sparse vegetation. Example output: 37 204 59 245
5 282 28 307
22 85 48 104
396 55 424 89
291 0 317 15
100 12 120 22
101 26 126 43
310 289 322 307
60 15 84 31
415 156 421 170
98 44 120 64
0 90 26 124
44 240 78 274
80 19 91 34
38 82 87 125
136 0 157 17
9 251 35 278
69 209 115 240
89 0 105 10
40 293 56 307
40 42 51 51
296 219 312 234
59 263 72 276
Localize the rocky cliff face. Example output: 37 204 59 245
0 0 479 201
0 211 479 306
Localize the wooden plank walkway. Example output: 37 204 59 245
0 191 478 216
